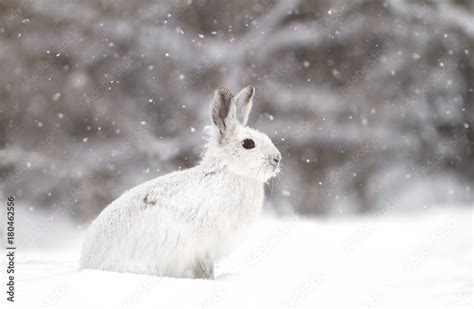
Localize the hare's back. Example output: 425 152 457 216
120 168 201 207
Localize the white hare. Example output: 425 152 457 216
80 86 281 279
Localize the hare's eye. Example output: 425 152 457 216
242 139 255 149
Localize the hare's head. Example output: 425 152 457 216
205 86 281 182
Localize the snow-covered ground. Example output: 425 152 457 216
4 207 473 308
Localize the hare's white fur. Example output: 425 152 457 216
80 86 281 278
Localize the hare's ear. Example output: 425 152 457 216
211 87 237 136
234 86 255 126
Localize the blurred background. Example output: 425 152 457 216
0 0 473 222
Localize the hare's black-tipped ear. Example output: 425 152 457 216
211 87 236 136
234 86 255 126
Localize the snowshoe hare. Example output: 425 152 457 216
80 86 281 279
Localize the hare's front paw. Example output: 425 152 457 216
193 258 214 279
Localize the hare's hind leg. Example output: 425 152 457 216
193 257 214 279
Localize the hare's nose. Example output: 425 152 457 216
272 153 282 164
